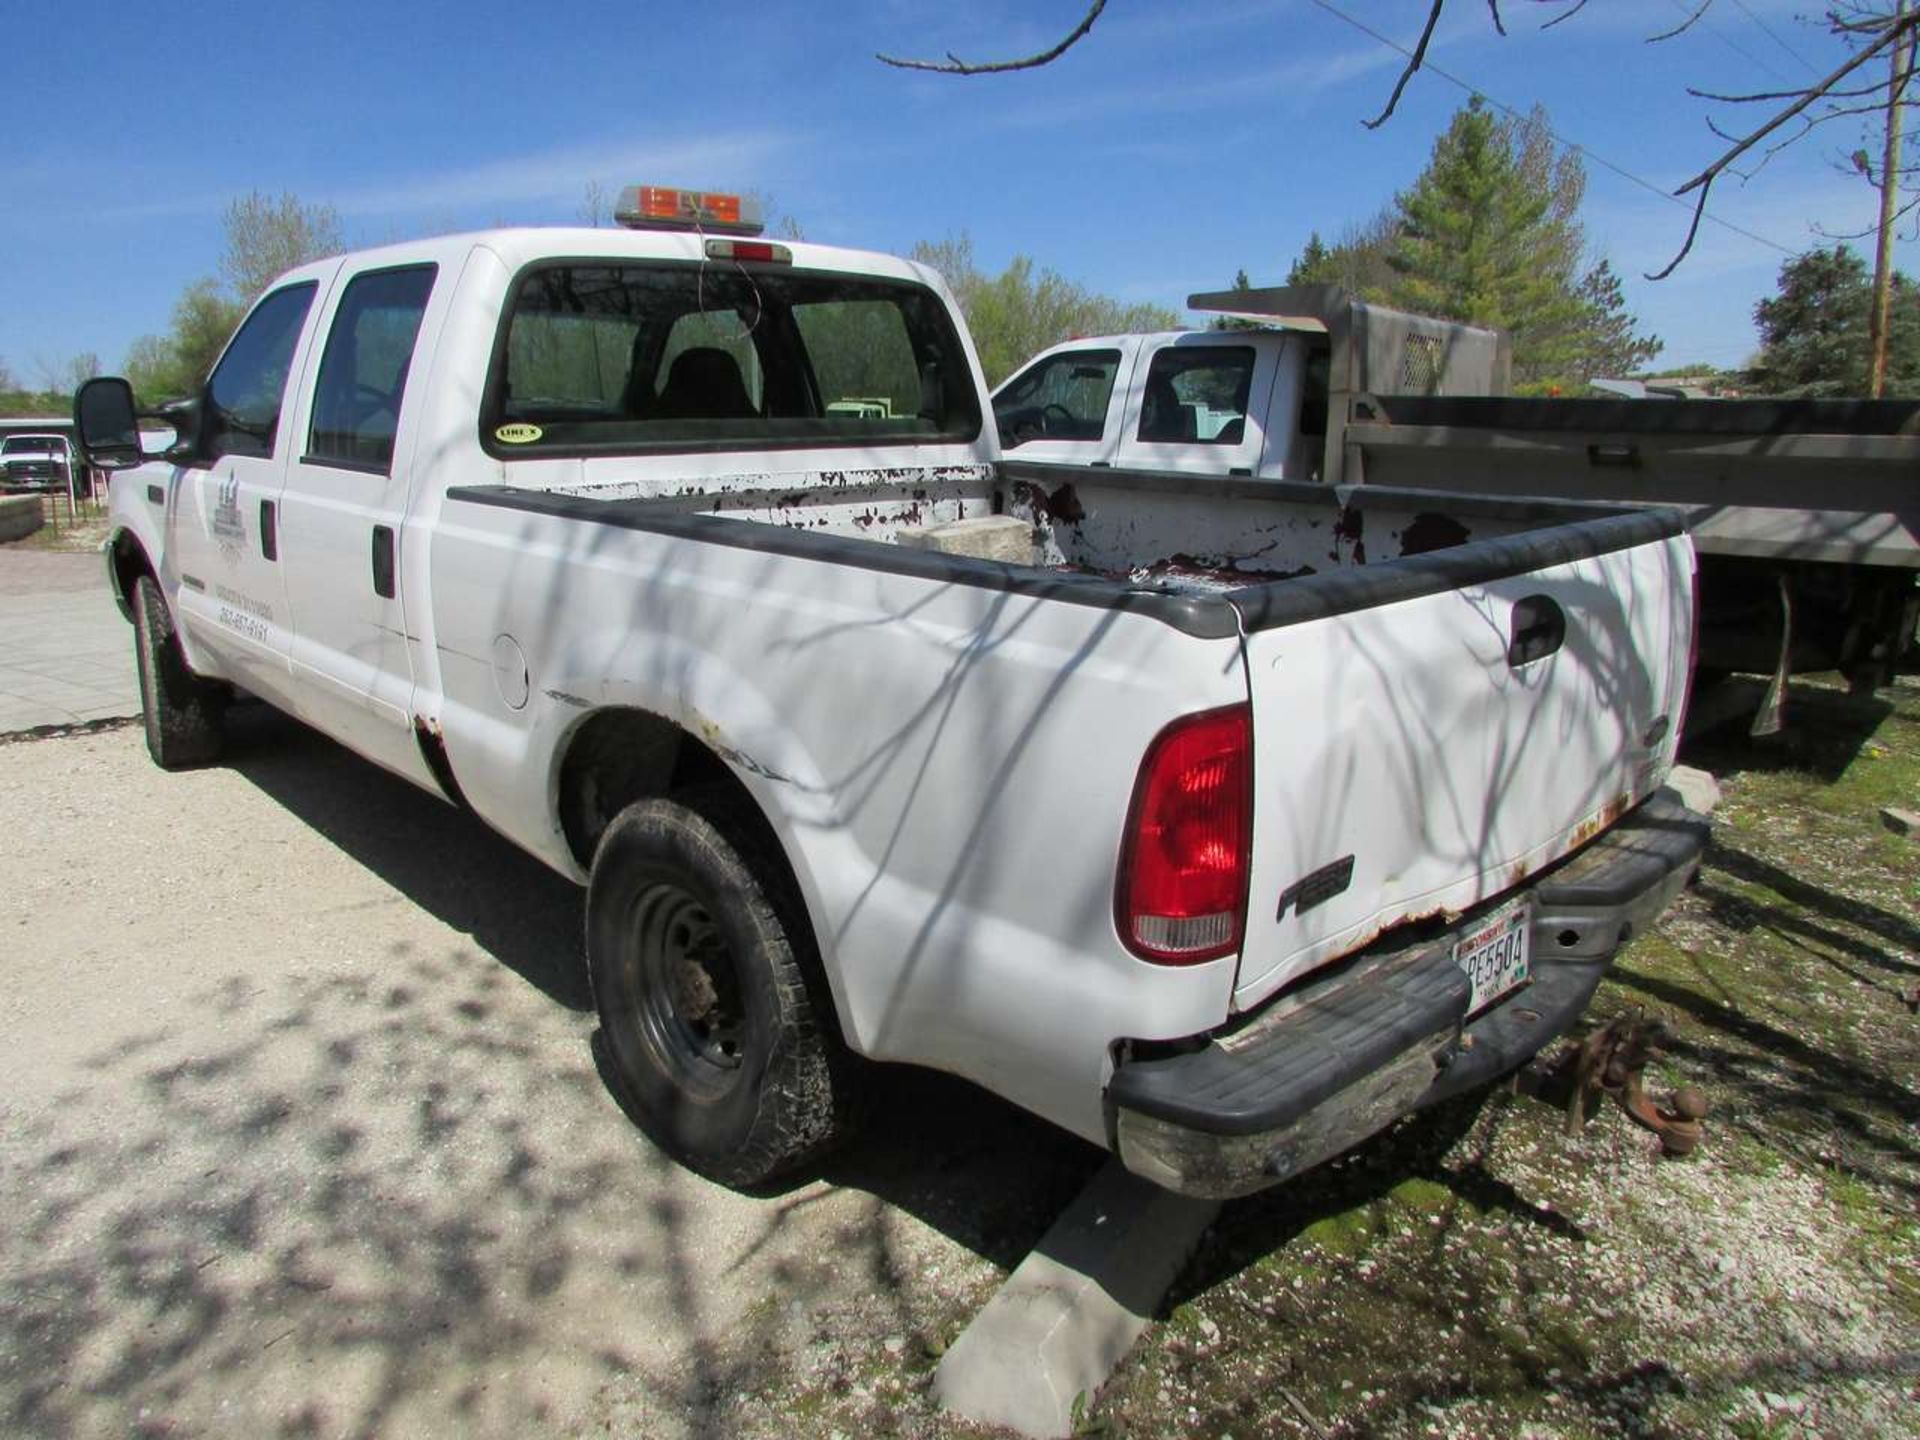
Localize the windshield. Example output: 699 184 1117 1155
484 261 980 456
2 436 60 454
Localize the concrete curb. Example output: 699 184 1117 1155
932 1160 1219 1438
1667 764 1722 816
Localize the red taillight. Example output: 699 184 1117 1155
1117 704 1253 965
705 238 791 265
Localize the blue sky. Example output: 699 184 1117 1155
4 0 1911 386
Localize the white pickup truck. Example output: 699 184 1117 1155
993 289 1920 706
76 190 1705 1197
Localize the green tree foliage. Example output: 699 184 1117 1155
1286 212 1400 296
1282 101 1659 392
1209 269 1267 332
1287 236 1331 286
910 234 1178 386
1748 245 1920 397
125 280 245 404
0 352 103 415
1381 98 1659 391
220 191 343 304
122 192 340 403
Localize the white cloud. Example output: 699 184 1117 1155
328 131 799 218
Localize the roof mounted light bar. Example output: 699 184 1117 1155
614 185 765 236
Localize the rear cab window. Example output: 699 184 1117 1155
1136 346 1256 446
482 262 981 457
306 264 438 473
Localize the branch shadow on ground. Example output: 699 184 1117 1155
1 703 1108 1437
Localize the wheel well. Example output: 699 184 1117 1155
108 530 153 618
557 707 780 872
558 707 849 1052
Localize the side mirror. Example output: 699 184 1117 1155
73 377 143 470
155 395 204 464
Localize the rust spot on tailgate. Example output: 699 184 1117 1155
1565 793 1632 854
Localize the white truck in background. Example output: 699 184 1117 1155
76 193 1704 1198
993 285 1920 718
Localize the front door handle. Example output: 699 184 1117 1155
259 499 278 561
371 525 396 599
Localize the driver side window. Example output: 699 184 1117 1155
204 283 317 462
994 348 1120 442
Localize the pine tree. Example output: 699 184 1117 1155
1286 237 1333 285
1749 245 1920 397
1382 98 1658 391
1210 268 1267 331
1284 213 1400 296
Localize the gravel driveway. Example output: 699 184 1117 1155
5 680 1914 1440
0 712 1098 1439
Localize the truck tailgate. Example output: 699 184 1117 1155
1231 515 1694 1007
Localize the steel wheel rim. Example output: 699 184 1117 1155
628 879 746 1100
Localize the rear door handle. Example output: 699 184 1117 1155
371 525 396 599
259 499 277 561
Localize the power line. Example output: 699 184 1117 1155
1668 0 1801 86
1725 0 1822 77
1306 0 1797 259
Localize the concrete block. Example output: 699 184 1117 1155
1668 765 1722 816
1880 807 1920 837
932 1160 1219 1438
895 514 1035 566
0 496 44 544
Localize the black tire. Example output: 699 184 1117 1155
131 574 224 769
586 788 855 1186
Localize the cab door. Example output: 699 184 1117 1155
168 279 325 710
992 343 1135 466
274 262 441 786
1113 337 1279 478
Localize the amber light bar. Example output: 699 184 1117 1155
614 185 765 236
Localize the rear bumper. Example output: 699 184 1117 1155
1107 789 1708 1198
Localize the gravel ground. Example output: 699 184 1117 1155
0 710 1097 1439
2 679 1915 1439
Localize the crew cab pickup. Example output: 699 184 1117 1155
76 191 1705 1197
1 432 74 494
993 287 1920 717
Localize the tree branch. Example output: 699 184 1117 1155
1675 16 1918 198
1363 0 1449 130
1646 182 1714 280
876 0 1108 75
1650 13 1920 279
1540 0 1589 32
1649 0 1714 45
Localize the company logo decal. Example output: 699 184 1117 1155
495 423 544 445
211 472 245 552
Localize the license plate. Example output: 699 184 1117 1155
1452 898 1532 1016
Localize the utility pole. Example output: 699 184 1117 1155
1868 2 1912 398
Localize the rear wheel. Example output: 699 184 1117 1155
131 574 224 769
586 789 854 1186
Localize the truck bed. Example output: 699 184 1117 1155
475 458 1679 632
